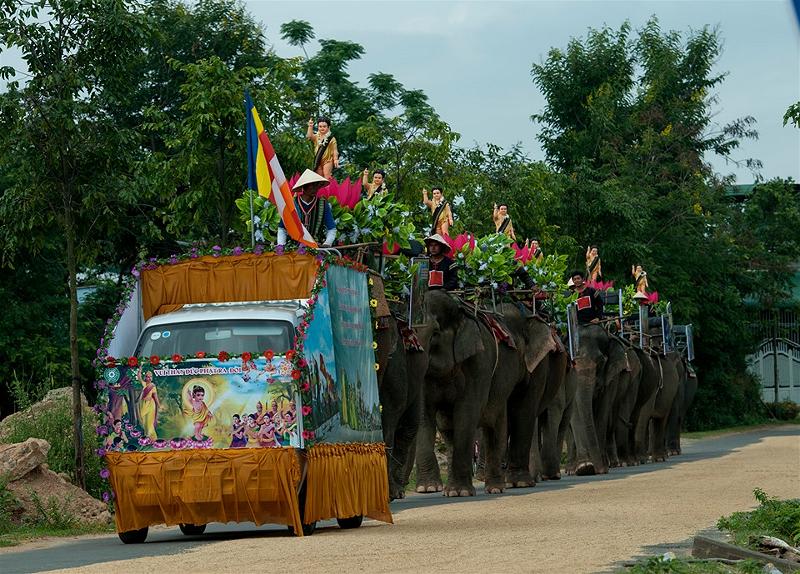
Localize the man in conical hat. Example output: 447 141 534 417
424 234 458 291
277 169 336 247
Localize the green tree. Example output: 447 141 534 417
0 0 147 486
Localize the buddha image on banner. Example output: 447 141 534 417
100 358 302 452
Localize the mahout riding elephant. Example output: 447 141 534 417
374 312 432 500
414 290 526 496
568 323 615 475
503 304 566 488
607 343 642 467
666 357 697 456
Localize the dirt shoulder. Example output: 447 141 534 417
42 428 800 574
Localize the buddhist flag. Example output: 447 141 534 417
244 91 317 247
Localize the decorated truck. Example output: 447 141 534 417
95 249 391 542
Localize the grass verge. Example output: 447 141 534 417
717 488 800 549
683 418 800 440
621 555 765 573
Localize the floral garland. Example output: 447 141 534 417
93 246 377 502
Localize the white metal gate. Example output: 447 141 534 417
748 338 800 403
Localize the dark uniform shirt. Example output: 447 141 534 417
575 285 604 324
428 256 458 291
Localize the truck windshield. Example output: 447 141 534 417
136 320 293 358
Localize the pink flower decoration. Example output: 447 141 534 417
646 291 659 304
287 172 301 189
588 280 615 291
302 405 312 416
302 430 315 440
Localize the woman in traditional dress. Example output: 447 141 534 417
137 368 160 440
307 116 339 179
632 264 649 295
361 168 388 199
422 186 453 236
492 203 516 240
586 245 602 282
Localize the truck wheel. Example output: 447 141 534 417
336 515 363 529
118 527 148 544
179 523 207 535
287 521 317 536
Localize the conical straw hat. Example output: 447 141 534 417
292 169 329 190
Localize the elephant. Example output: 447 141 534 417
634 351 681 462
608 342 643 468
503 305 566 488
594 335 634 470
414 290 527 496
533 349 574 481
374 312 431 500
568 323 615 475
666 357 697 456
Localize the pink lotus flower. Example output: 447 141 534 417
646 291 659 304
588 280 615 291
512 242 533 263
288 172 301 190
445 233 475 253
318 177 363 209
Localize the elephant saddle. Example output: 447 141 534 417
478 312 517 350
398 324 424 352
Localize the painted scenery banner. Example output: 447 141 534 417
302 286 339 442
101 358 302 452
318 265 382 443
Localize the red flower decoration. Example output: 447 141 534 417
302 405 312 416
264 349 274 361
196 351 206 358
105 356 116 368
171 354 182 363
218 351 230 362
149 355 160 366
127 356 139 367
300 382 310 392
241 351 252 362
302 430 315 440
298 358 308 368
291 369 301 380
285 349 296 361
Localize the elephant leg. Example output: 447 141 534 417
539 406 560 480
651 416 668 462
443 402 480 497
565 423 577 475
635 395 656 464
528 417 545 483
415 401 443 493
505 383 537 488
571 362 606 475
482 409 508 494
389 400 421 500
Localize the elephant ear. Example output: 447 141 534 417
524 322 558 374
454 317 484 364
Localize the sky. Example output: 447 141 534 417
0 1 797 183
245 0 800 183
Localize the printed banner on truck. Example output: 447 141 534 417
100 358 302 452
319 265 382 443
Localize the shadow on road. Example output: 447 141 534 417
0 426 795 574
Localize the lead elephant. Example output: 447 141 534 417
374 313 431 500
414 290 527 496
635 351 681 462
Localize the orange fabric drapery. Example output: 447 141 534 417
304 443 393 525
105 448 302 534
140 253 319 321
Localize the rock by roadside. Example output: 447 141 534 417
0 437 111 527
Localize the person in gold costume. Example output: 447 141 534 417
632 264 649 295
306 116 339 179
137 368 160 440
586 245 602 283
422 186 453 236
530 239 544 263
361 168 387 199
492 203 516 240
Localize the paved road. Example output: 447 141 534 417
0 426 797 574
